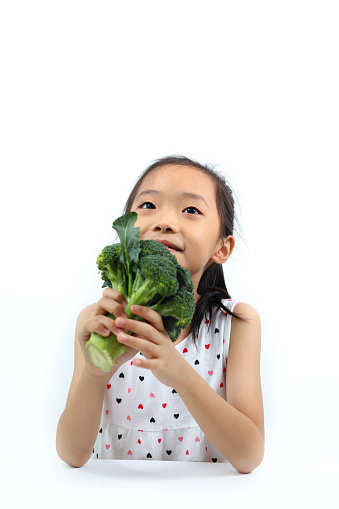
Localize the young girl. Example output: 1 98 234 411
56 156 264 474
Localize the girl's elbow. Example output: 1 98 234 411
235 460 262 475
66 455 90 468
56 442 91 469
233 444 265 474
57 451 90 468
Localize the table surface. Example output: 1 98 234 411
1 454 338 508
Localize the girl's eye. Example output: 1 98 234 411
183 206 201 215
139 202 156 210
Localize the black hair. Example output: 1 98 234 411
123 155 244 341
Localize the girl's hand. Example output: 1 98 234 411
77 288 140 378
115 305 188 389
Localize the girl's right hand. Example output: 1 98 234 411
76 288 139 378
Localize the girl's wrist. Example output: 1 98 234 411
171 355 195 393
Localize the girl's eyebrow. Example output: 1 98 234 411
182 192 209 209
136 189 160 201
136 190 209 208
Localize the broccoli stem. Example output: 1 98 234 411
124 280 157 317
85 333 126 372
85 313 127 372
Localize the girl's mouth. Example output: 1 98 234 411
156 239 182 253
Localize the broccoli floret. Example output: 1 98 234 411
177 264 195 294
125 250 179 315
85 212 196 372
150 289 196 335
96 244 127 295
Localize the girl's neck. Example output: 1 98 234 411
173 326 191 346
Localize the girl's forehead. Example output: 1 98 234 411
139 164 215 193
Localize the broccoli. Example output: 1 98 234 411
96 243 127 296
85 212 196 372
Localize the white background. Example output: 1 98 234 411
0 0 338 466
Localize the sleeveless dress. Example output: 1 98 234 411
92 299 238 463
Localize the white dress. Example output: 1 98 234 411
92 299 238 463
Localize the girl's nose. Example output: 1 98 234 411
153 218 179 233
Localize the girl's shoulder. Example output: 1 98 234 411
215 299 261 338
228 301 261 350
215 298 259 319
232 301 261 326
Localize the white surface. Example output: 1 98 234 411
1 456 338 509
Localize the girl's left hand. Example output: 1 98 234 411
115 305 187 389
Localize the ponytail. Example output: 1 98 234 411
190 263 243 343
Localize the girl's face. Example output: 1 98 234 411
131 165 234 293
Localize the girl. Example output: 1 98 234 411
56 156 264 474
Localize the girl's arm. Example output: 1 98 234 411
56 290 138 467
174 302 264 473
115 302 264 474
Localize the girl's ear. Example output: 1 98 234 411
211 236 235 265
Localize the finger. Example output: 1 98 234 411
115 315 164 345
102 287 128 307
133 356 161 371
83 315 124 340
93 296 127 319
117 331 159 358
130 305 165 332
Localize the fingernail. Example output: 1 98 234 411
117 317 126 327
119 333 128 342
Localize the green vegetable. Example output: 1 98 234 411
85 212 196 372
